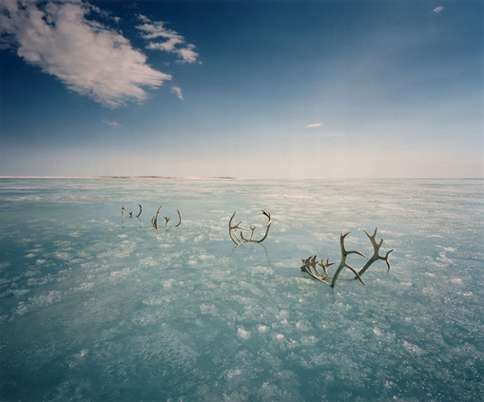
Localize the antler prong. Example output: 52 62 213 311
175 209 182 227
355 228 393 279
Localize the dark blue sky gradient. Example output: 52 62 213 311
0 0 482 177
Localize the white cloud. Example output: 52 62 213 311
0 1 171 107
433 6 445 14
136 15 199 64
171 86 183 100
305 122 323 129
103 120 120 127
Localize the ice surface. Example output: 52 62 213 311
0 178 483 401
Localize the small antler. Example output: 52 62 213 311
175 209 182 227
151 206 161 230
354 228 393 279
330 232 365 288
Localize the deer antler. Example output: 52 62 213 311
229 210 272 246
330 232 365 288
354 228 393 279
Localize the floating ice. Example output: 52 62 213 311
0 178 482 401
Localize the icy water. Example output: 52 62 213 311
0 178 482 402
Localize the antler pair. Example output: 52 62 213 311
151 207 182 230
121 204 142 218
301 228 393 288
228 210 272 246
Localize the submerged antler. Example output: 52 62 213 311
240 210 272 243
330 232 365 288
228 212 246 246
151 206 161 229
229 210 272 246
300 256 333 284
300 228 393 288
355 228 393 279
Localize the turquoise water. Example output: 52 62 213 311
0 178 482 401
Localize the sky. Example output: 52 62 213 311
0 0 482 178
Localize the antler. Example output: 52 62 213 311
354 228 393 279
300 256 333 284
151 206 161 229
330 232 365 288
175 209 182 227
228 211 247 246
229 210 272 246
239 210 272 244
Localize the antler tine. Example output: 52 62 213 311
331 232 365 288
151 206 161 230
364 227 382 251
175 209 182 227
345 264 365 285
340 232 365 258
228 211 241 246
355 229 393 279
383 249 393 272
136 204 142 218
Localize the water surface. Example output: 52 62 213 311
0 178 483 401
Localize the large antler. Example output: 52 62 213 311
300 228 393 288
355 228 393 279
330 232 365 288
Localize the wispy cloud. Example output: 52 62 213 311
103 120 120 128
0 0 171 107
137 15 199 64
305 122 323 129
433 6 445 14
171 86 184 100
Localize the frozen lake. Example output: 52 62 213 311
0 178 482 401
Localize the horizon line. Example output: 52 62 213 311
0 176 482 180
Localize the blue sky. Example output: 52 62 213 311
0 0 482 178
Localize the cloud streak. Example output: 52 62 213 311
137 15 199 64
433 6 445 14
0 0 171 107
305 122 323 129
171 86 183 100
103 120 120 128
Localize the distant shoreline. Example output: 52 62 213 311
0 176 482 180
0 176 237 180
